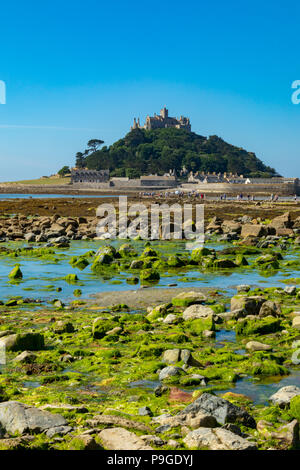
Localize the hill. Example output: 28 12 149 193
80 128 279 179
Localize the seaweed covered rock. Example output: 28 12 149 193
186 317 216 335
92 317 118 339
236 317 282 336
8 265 23 280
140 269 160 283
118 243 137 258
146 303 171 322
0 333 44 352
191 247 213 263
172 291 207 307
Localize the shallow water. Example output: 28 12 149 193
0 239 298 304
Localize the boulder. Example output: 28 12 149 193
292 316 300 330
245 341 272 352
183 304 214 320
0 333 44 352
99 427 152 450
178 392 256 428
171 291 207 307
162 349 181 364
269 386 300 407
241 224 267 238
13 351 37 364
230 296 265 315
183 427 257 450
259 300 281 317
0 401 67 435
159 366 185 381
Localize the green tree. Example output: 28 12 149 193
58 166 70 177
75 152 86 168
87 139 104 153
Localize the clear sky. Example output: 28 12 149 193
0 0 300 181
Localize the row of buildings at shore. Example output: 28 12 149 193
70 168 300 195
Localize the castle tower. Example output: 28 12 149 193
160 107 168 119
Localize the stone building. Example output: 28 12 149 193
131 107 191 131
71 169 109 184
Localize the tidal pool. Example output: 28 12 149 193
0 239 298 304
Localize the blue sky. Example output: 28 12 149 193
0 0 299 181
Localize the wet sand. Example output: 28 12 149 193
0 195 299 221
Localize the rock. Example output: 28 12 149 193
182 304 214 320
162 349 181 364
292 317 300 330
99 427 152 450
86 414 151 432
202 330 215 338
0 436 35 450
171 291 207 307
163 314 178 324
54 321 75 334
8 264 23 280
155 424 171 433
230 296 265 315
178 392 256 428
237 285 251 293
24 232 36 242
269 386 300 407
138 406 153 417
241 224 267 238
257 419 299 447
183 427 257 450
46 425 73 438
167 439 180 448
13 351 37 364
284 286 297 295
159 366 185 381
259 300 281 317
291 349 300 365
246 341 272 352
0 333 44 352
140 435 164 446
0 401 67 435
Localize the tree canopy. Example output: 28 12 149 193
75 128 279 178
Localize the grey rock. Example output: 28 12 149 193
13 351 37 364
162 349 180 364
284 286 297 295
178 392 256 428
237 285 251 293
46 425 73 438
269 386 300 407
138 406 153 417
183 427 257 450
182 304 214 320
0 401 67 435
159 366 185 381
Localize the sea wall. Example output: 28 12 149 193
182 181 300 196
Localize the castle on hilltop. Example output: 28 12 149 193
131 107 191 131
